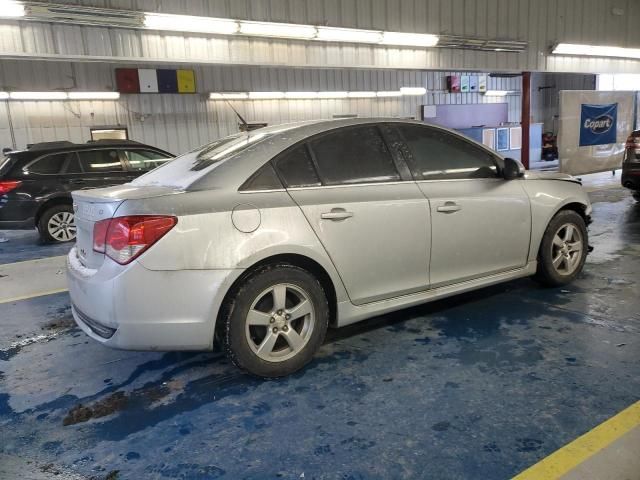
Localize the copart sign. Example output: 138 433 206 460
579 103 617 146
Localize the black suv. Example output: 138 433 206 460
0 140 173 242
623 130 640 202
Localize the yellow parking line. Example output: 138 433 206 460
513 400 640 480
0 288 69 305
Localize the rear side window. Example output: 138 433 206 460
77 150 124 173
274 145 321 188
27 153 67 174
308 125 400 185
240 163 282 191
397 125 498 180
123 149 170 171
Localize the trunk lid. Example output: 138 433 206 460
72 185 179 269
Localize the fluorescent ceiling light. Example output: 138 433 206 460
400 87 427 96
284 92 319 99
376 91 402 97
318 91 349 98
10 91 68 100
381 32 439 47
483 90 511 96
144 13 238 35
239 21 316 39
68 92 120 100
552 43 640 60
316 26 382 44
0 0 25 17
347 91 377 98
209 92 248 100
248 91 285 99
0 92 8 99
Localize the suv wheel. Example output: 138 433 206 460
534 210 588 287
222 264 329 378
38 205 76 243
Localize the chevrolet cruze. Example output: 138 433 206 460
67 118 592 377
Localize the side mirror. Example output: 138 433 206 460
503 157 525 180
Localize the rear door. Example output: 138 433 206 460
278 124 431 305
75 149 130 189
395 124 531 288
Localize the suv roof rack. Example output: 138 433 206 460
26 141 75 150
86 139 143 145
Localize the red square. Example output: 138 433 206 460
115 68 140 93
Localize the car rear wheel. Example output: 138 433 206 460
222 264 329 378
38 204 76 243
534 210 588 287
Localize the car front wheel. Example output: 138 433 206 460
38 204 76 243
222 264 329 378
534 209 588 287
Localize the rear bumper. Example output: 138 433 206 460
66 246 241 351
621 166 640 191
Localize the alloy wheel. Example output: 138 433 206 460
245 283 315 362
550 222 583 275
47 211 76 242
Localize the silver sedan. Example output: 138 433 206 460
67 118 592 377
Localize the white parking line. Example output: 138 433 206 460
0 255 68 304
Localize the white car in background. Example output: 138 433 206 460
67 118 592 377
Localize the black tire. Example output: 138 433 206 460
632 191 640 202
534 210 588 287
222 264 329 378
37 204 76 243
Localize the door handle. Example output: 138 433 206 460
67 179 87 185
321 208 354 221
436 202 462 213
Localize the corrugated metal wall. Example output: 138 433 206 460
0 60 522 153
1 0 639 73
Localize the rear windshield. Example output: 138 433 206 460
130 131 271 189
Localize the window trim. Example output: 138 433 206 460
392 123 503 181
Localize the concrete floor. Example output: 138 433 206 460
0 184 638 480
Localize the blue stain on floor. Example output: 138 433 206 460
0 192 639 479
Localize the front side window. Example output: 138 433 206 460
397 125 498 180
27 153 68 174
77 150 124 173
308 125 400 185
273 145 321 188
123 149 170 171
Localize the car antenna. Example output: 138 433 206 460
223 99 250 132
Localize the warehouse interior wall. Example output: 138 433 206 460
0 60 521 154
2 0 639 73
530 72 597 133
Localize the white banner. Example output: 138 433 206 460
558 90 635 175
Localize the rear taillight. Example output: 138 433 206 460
0 180 22 195
93 215 177 265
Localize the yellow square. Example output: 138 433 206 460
177 69 196 93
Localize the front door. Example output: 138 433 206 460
395 123 531 287
275 125 431 305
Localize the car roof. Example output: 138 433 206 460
188 117 500 191
7 140 173 158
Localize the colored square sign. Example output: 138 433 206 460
177 69 196 93
579 103 617 146
157 69 178 93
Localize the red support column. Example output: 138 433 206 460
521 71 531 169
